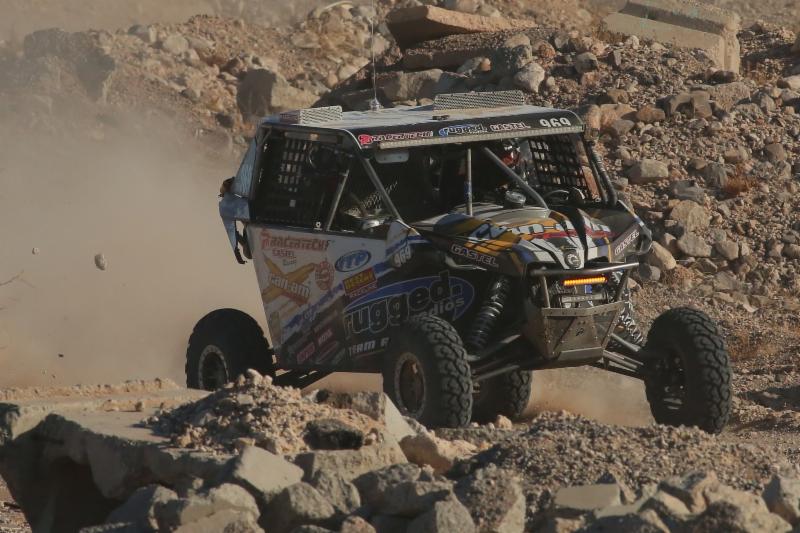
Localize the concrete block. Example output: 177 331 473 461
603 0 741 73
387 5 535 50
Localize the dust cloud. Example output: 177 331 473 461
0 102 263 388
525 367 653 426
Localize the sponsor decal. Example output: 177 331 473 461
262 258 314 305
389 240 413 268
563 249 582 269
317 326 334 346
335 250 372 272
296 341 315 364
261 229 330 252
538 117 573 128
357 131 433 146
613 228 640 258
315 260 334 291
343 268 378 298
489 122 529 132
272 248 297 266
348 337 390 357
439 123 487 137
344 271 474 336
450 243 499 267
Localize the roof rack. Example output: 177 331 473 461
433 91 526 110
279 106 343 125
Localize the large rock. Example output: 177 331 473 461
221 446 303 505
455 466 526 533
155 484 260 530
690 484 792 532
514 61 546 93
763 475 800 526
669 200 710 232
379 481 454 516
23 28 116 101
386 5 536 49
293 440 408 482
310 471 361 515
626 159 669 184
172 510 264 533
353 463 421 509
647 242 677 271
677 233 712 258
237 69 317 120
107 485 178 530
708 82 751 111
320 392 415 444
379 69 444 102
407 498 477 533
263 482 336 533
659 471 719 513
603 0 741 73
400 431 477 474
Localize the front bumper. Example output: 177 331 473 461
521 262 637 365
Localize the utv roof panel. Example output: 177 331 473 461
263 103 584 150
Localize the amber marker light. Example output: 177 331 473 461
561 276 607 287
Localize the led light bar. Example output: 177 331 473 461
562 276 607 287
377 125 584 150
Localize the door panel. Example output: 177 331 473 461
248 222 417 370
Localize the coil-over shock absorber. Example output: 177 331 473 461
609 271 644 346
466 276 511 352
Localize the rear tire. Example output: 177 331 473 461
186 309 273 391
643 307 732 434
382 315 473 428
471 370 532 424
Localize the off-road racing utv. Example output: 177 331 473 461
187 91 732 433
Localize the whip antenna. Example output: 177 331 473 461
368 0 382 111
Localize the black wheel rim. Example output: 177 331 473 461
395 352 426 417
652 346 688 412
199 345 229 391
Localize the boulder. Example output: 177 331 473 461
161 34 189 55
707 82 751 111
647 242 677 271
221 446 303 505
762 475 800 526
172 510 264 533
400 432 477 474
155 484 260 530
636 105 666 124
714 240 739 261
574 52 599 74
602 0 741 72
237 69 317 120
379 69 444 102
294 440 408 483
310 471 361 515
379 481 454 516
320 392 415 443
23 28 116 101
353 463 421 509
627 159 669 184
304 418 364 451
407 498 477 533
778 75 800 91
386 5 536 49
455 466 525 533
659 471 719 513
677 233 712 258
263 482 336 533
514 61 546 93
107 485 178 530
670 200 710 232
340 516 377 533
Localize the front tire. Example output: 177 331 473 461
471 370 532 423
186 309 273 390
643 307 732 434
382 315 473 428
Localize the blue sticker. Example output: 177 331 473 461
335 250 372 272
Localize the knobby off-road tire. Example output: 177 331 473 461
383 315 473 428
471 370 532 424
186 308 273 391
643 307 732 434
